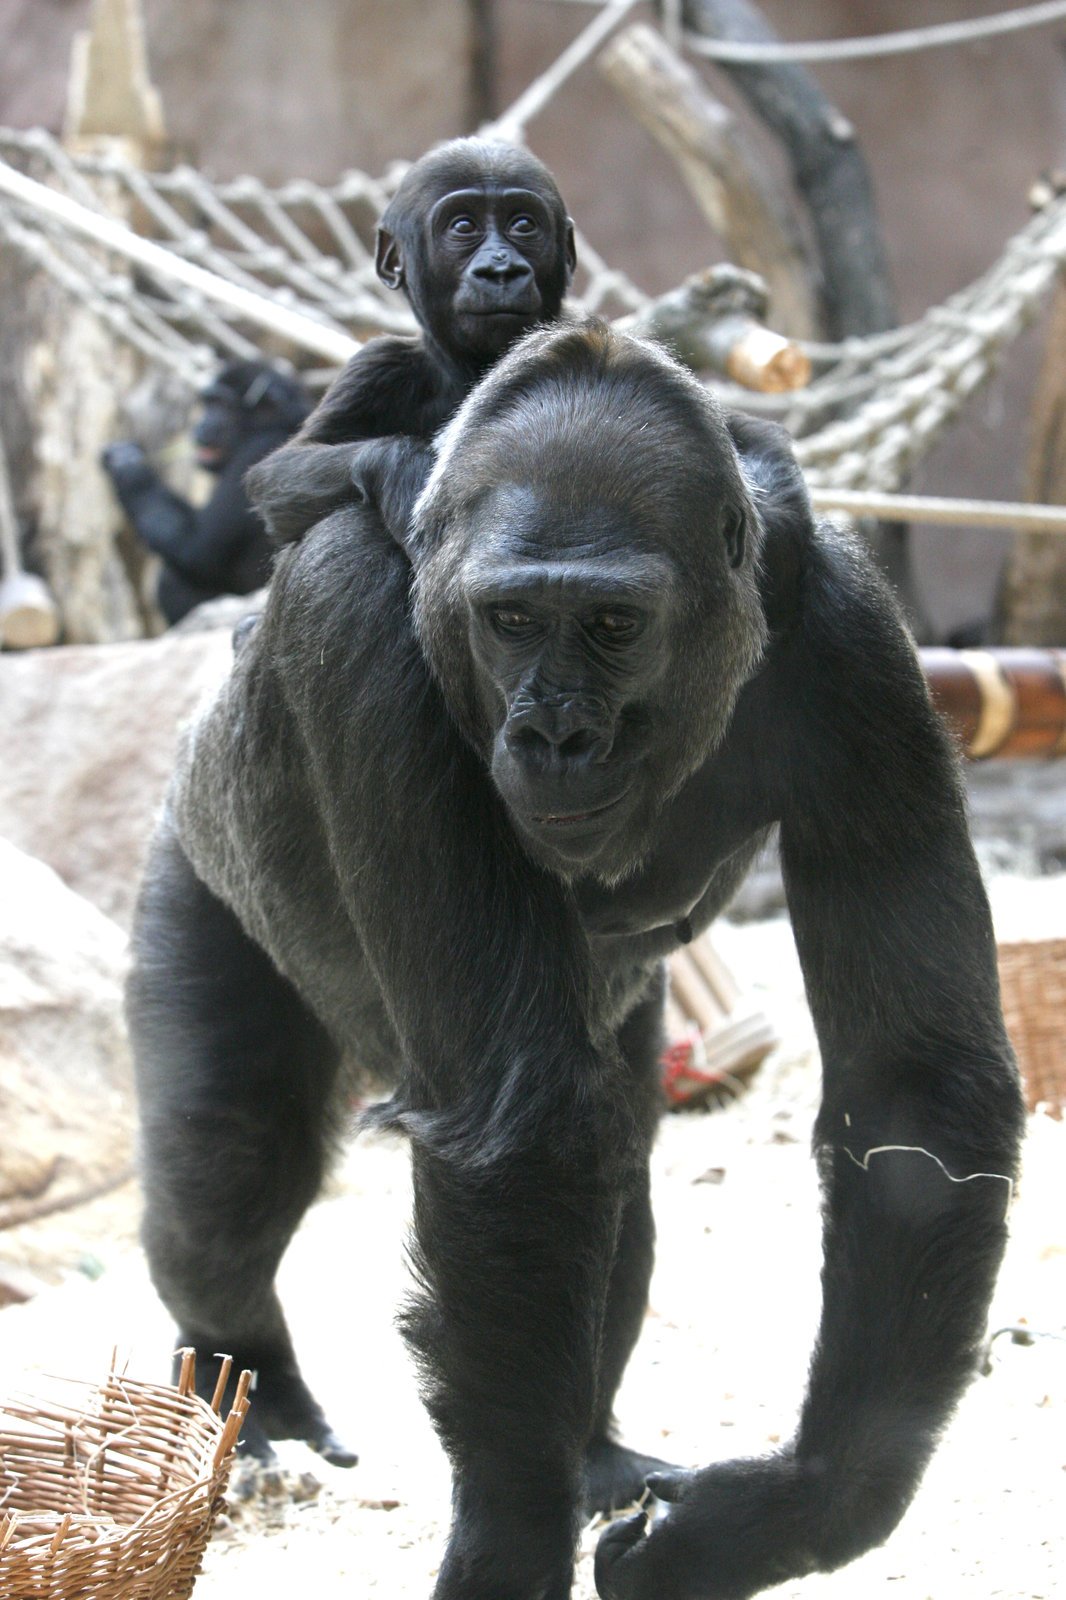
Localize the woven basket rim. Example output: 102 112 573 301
0 1355 250 1574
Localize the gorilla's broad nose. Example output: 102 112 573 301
505 697 613 765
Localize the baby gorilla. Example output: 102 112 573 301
245 137 575 547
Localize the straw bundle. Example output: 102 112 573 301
0 1350 250 1600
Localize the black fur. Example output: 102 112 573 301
129 322 1023 1599
245 138 575 549
101 361 310 624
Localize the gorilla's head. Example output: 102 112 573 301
376 139 576 375
194 362 311 471
409 321 768 883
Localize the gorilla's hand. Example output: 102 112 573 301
595 1457 821 1600
100 440 152 487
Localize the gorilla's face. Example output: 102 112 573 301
375 142 576 376
411 325 769 885
460 486 680 880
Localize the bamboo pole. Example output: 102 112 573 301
813 486 1066 534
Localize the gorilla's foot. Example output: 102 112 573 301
253 1377 358 1469
307 1424 359 1469
582 1437 675 1516
183 1342 359 1469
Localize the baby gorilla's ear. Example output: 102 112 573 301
374 226 405 291
350 436 435 561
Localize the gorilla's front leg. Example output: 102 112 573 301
595 1139 1016 1600
595 1456 817 1600
245 439 369 547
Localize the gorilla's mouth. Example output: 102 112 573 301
534 791 630 829
455 295 541 320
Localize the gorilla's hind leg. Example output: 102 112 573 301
128 828 352 1466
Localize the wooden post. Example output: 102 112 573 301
599 22 819 338
20 0 172 642
64 0 166 154
678 0 896 339
998 265 1066 645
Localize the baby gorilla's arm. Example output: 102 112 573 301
244 440 369 547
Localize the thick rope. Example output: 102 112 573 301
3 125 1066 493
683 2 1066 64
0 158 358 365
811 490 1066 536
548 0 1066 64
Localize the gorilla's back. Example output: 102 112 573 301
161 629 401 1082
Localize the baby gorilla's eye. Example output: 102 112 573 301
448 215 478 236
508 214 538 236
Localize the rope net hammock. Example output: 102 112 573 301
2 122 1065 499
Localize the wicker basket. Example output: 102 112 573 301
0 1351 250 1600
998 939 1066 1119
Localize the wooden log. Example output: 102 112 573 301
598 22 818 337
920 646 1066 759
711 314 810 392
620 264 810 391
665 931 778 1108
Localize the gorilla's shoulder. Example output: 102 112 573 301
320 336 446 437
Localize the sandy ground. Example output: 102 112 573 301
2 884 1064 1599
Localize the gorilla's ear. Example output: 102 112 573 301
350 436 434 561
721 505 747 570
563 218 577 283
375 227 405 291
725 413 814 545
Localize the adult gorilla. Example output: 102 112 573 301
246 137 575 547
102 361 310 624
129 321 1022 1600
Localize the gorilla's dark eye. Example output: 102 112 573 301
589 611 640 643
448 215 478 237
490 607 536 636
509 215 538 236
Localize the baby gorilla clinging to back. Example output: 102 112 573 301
246 137 576 546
